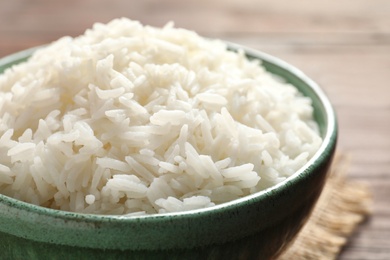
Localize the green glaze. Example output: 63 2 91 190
0 44 337 259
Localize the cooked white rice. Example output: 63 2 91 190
0 18 322 215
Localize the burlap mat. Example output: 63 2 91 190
278 154 372 260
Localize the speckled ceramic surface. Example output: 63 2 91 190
0 44 337 259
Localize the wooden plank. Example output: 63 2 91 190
2 0 390 35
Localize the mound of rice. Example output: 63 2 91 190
0 18 322 215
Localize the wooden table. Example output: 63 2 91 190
1 1 389 259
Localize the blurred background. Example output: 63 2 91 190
1 0 389 259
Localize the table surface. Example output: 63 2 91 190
1 1 389 259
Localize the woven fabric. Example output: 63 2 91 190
278 155 372 260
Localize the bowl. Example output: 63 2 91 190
0 43 337 259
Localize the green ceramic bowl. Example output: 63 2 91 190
0 43 337 260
